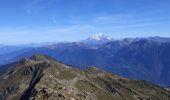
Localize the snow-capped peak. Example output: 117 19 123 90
89 33 113 41
82 34 113 45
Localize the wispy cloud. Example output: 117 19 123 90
48 11 166 36
92 13 164 27
25 0 57 14
47 24 94 34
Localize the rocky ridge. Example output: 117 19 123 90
0 54 169 100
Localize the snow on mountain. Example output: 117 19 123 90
82 33 113 45
89 33 112 41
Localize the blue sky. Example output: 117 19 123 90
0 0 170 44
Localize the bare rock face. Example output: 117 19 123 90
0 54 169 100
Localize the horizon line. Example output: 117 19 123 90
1 35 170 46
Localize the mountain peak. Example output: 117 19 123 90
82 34 113 45
30 54 56 62
89 33 112 41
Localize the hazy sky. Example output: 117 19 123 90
0 0 170 44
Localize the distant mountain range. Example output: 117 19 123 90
0 54 169 100
0 34 170 87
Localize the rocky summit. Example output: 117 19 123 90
0 54 169 100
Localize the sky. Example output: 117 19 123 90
0 0 170 45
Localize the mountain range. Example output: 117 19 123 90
0 54 169 100
0 34 170 87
